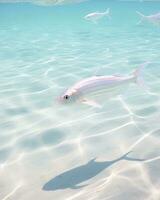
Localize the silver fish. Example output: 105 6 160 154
59 62 149 108
137 11 160 26
84 8 110 23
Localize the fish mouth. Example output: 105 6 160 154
57 96 70 105
57 96 65 104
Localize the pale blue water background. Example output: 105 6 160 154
0 0 160 200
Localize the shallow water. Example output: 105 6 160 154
0 0 160 200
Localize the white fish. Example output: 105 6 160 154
59 62 149 108
137 11 160 26
84 8 110 23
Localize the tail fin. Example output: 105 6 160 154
136 11 146 25
136 11 146 18
105 8 111 19
132 62 150 90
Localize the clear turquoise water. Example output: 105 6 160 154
0 1 160 200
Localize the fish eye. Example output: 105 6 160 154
64 95 69 100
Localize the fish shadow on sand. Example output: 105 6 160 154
42 151 145 191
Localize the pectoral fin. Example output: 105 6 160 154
81 99 102 108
